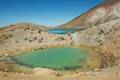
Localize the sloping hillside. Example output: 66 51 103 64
0 23 63 55
73 19 120 68
59 0 120 28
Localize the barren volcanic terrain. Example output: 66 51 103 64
0 0 120 80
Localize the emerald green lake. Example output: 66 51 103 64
12 48 88 70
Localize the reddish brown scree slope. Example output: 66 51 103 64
59 0 120 28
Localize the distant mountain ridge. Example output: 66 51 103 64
59 0 120 28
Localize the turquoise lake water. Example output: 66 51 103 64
12 48 88 70
48 29 80 34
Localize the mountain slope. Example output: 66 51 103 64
73 19 120 68
0 23 60 55
59 0 120 28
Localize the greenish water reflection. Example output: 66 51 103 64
12 48 88 70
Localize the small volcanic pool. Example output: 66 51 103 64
48 29 80 34
11 48 101 70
